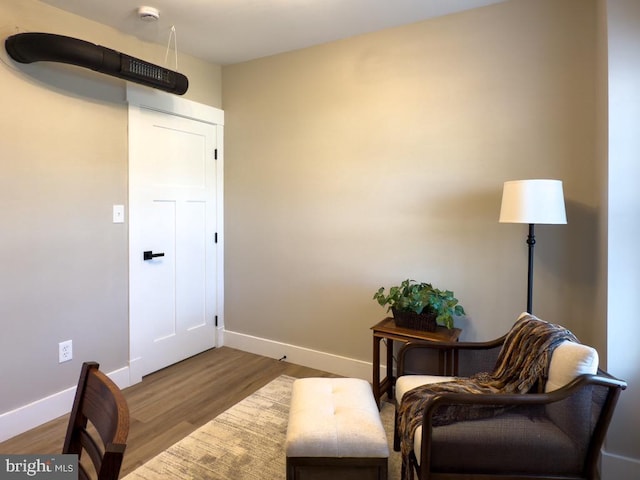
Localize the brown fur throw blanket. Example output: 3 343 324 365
398 314 578 480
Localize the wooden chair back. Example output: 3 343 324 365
62 362 130 480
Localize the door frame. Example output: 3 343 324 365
126 84 225 385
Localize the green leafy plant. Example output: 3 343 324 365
373 279 465 329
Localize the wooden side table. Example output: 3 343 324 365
371 317 461 408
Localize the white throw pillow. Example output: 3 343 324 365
545 340 599 392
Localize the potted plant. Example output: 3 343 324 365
372 279 465 330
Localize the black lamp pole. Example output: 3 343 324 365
526 224 536 314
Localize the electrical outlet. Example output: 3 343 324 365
59 340 72 363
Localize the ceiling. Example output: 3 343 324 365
39 0 507 66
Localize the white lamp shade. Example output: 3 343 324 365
499 179 567 224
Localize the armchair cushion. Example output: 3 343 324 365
545 341 598 392
395 375 455 404
413 411 581 474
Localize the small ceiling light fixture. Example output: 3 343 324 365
138 6 160 22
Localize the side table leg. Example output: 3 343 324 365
373 336 381 408
386 339 394 400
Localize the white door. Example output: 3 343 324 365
128 101 220 382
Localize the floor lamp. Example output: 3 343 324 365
499 179 567 314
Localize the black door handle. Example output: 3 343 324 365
143 251 165 261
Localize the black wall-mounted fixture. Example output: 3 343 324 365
5 32 188 95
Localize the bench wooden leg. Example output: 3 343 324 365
286 457 387 480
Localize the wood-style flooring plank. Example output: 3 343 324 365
0 347 338 476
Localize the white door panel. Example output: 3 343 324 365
129 103 219 380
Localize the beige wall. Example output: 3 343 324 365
0 0 221 413
222 0 601 362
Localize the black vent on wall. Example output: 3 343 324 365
5 32 189 95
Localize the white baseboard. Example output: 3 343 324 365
1 334 386 444
601 449 640 480
0 366 130 443
223 329 386 382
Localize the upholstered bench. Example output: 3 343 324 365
286 378 389 480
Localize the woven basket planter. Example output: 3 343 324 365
392 307 437 332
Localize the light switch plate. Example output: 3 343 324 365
113 205 125 223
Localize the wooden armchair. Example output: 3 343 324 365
393 322 627 480
63 362 130 480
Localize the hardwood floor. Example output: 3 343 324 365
0 347 337 476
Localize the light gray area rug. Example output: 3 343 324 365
124 375 400 480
